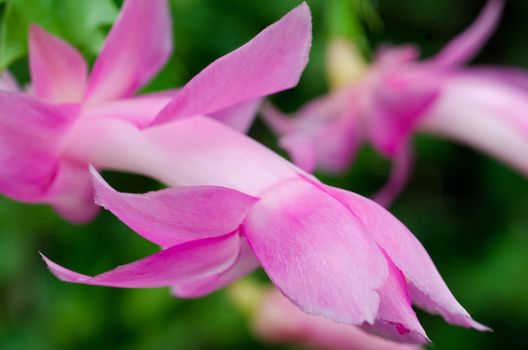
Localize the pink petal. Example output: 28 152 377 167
45 160 98 224
262 91 362 174
84 0 172 104
243 179 387 325
0 92 78 201
29 25 88 103
323 185 487 330
153 3 311 125
255 288 421 350
0 70 19 92
420 74 528 176
362 252 429 344
84 90 178 128
172 236 260 297
365 68 440 157
279 133 317 173
209 98 262 133
91 168 258 247
372 145 413 207
42 233 240 288
429 0 505 67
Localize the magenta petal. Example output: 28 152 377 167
172 236 260 298
209 98 262 133
243 179 387 325
84 0 172 104
42 233 240 288
0 92 78 201
153 3 311 125
324 186 486 330
430 0 504 67
91 168 259 247
84 90 178 128
362 253 429 344
29 25 88 103
372 146 413 207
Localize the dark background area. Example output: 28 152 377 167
0 0 526 349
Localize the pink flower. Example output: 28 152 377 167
0 0 174 222
41 6 486 340
263 0 524 206
249 286 421 350
0 0 308 223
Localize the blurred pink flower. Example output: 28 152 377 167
42 4 487 335
252 287 421 350
262 0 524 206
0 0 174 222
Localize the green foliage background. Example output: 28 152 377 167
0 0 527 349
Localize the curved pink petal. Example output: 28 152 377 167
29 24 88 103
243 179 387 325
172 236 260 298
153 3 311 125
209 98 262 133
45 160 98 224
42 233 240 288
84 0 172 104
91 168 258 247
323 185 487 330
420 74 528 176
254 288 421 350
362 253 428 344
279 133 317 173
0 70 19 92
85 90 178 128
429 0 504 67
372 145 413 207
0 92 78 201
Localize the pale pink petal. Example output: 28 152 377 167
42 233 240 288
29 25 88 103
91 168 258 247
0 92 78 201
84 90 178 128
262 91 362 174
365 68 440 157
45 160 98 224
420 74 528 176
362 253 429 344
254 289 421 350
243 179 387 325
65 116 301 196
172 237 260 297
467 66 528 90
209 98 262 133
429 0 504 67
0 71 19 92
153 3 311 125
279 133 317 173
84 0 172 104
372 145 413 207
323 185 486 330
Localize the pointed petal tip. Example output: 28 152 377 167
40 252 91 284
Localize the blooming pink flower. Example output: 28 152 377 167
41 6 486 340
0 0 307 223
0 0 174 222
263 0 524 206
251 287 421 350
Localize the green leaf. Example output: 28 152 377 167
0 0 118 70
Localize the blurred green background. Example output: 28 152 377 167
0 0 527 349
